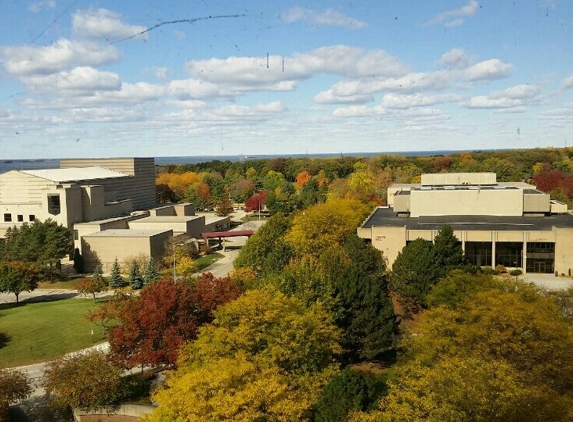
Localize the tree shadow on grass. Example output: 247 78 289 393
0 293 79 311
9 396 72 422
0 332 11 349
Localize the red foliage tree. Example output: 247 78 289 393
533 171 573 198
108 276 240 369
244 191 268 213
295 171 312 190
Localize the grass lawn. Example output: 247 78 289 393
0 297 107 368
38 278 88 290
195 253 224 271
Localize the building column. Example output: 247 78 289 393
491 231 496 269
522 232 527 274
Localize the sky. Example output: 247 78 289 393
0 0 572 159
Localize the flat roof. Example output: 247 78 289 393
131 216 203 223
361 207 573 231
84 229 171 238
21 167 129 183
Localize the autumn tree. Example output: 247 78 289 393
147 287 341 421
215 193 234 216
108 276 240 369
42 350 126 414
0 261 39 303
285 199 370 257
76 277 106 302
244 190 268 213
296 171 312 190
0 369 32 421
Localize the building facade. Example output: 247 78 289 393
358 173 573 275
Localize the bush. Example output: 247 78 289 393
495 264 507 273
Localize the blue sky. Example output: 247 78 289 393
0 0 572 159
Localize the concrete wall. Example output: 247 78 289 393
523 193 550 213
555 227 573 276
421 172 497 186
129 216 205 237
410 188 523 217
81 230 172 272
364 225 407 268
74 403 156 421
61 158 156 210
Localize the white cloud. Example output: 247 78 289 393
281 7 367 29
180 46 407 100
314 91 373 104
72 8 147 41
21 67 121 95
28 0 56 13
490 84 539 99
425 0 479 27
437 48 470 69
465 59 513 81
0 39 120 76
380 93 461 109
333 105 383 118
462 96 522 109
19 82 165 109
562 75 573 89
317 70 454 104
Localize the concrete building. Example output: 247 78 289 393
0 157 231 272
358 173 573 275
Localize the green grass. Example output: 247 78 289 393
0 297 107 368
195 253 224 271
37 278 88 290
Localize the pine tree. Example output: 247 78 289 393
433 225 465 278
143 259 160 285
108 259 125 289
129 262 143 290
215 194 234 217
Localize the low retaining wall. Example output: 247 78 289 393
73 403 156 421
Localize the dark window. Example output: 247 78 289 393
17 214 23 222
465 242 492 267
29 215 35 221
74 230 79 241
3 213 11 222
48 195 61 215
496 242 523 268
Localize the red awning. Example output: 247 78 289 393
201 230 254 239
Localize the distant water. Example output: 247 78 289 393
0 150 486 174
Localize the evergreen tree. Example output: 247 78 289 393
108 259 125 289
128 261 143 290
335 268 396 361
143 259 160 285
72 248 85 274
215 193 234 217
391 238 439 308
433 225 465 278
313 368 380 422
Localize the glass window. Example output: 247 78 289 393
3 213 11 222
17 214 23 222
29 215 35 221
48 194 61 215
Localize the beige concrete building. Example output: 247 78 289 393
0 157 231 272
358 173 573 275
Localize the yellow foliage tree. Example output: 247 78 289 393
146 287 341 421
285 199 370 257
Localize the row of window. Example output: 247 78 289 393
3 213 35 222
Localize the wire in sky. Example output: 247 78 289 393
30 0 77 44
110 14 247 44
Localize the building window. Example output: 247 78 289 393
29 215 35 221
496 242 523 269
47 194 61 215
3 213 11 222
74 230 79 241
17 215 23 222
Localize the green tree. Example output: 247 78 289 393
432 225 465 278
0 369 32 421
215 193 234 216
391 239 438 308
1 219 71 281
42 350 126 414
314 368 379 422
128 261 143 290
0 261 40 303
142 259 160 285
234 213 293 275
108 258 125 289
334 268 396 361
72 248 85 274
